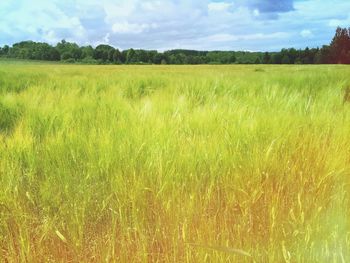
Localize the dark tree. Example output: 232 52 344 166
271 53 282 64
2 45 9 55
262 52 271 64
281 55 290 64
329 27 350 64
93 44 115 62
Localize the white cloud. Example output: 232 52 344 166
205 34 237 42
0 1 88 44
0 0 349 51
329 16 350 27
103 33 110 43
208 2 232 12
204 32 289 43
112 22 158 34
253 9 260 17
300 29 313 38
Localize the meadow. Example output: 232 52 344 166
0 63 350 262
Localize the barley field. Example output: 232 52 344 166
0 63 350 262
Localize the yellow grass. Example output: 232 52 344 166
0 64 350 262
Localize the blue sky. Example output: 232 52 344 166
0 0 349 51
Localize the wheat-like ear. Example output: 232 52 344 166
55 230 68 244
186 243 252 257
344 87 350 104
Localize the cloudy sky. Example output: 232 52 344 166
0 0 349 51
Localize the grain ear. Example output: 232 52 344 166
344 87 350 104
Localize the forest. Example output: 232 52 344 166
0 27 349 65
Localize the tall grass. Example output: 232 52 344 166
0 64 350 262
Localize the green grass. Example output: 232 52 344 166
0 64 350 262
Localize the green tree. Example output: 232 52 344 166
94 44 115 62
2 45 9 56
56 40 81 60
81 46 94 59
262 52 271 64
113 49 122 64
61 52 73 60
126 49 136 63
153 53 164 64
271 53 282 64
281 55 290 64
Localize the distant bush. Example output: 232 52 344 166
254 68 265 72
80 56 98 64
63 58 76 64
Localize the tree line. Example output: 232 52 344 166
0 27 349 64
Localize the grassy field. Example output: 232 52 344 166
0 64 350 262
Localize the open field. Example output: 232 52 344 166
0 64 350 262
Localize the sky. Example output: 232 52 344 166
0 0 349 51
